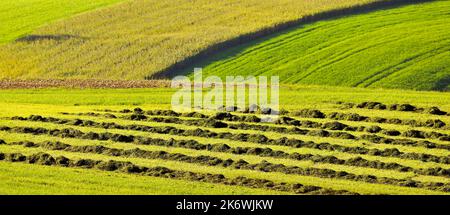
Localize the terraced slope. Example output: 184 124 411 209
192 0 450 91
0 0 123 44
0 87 449 194
0 0 387 79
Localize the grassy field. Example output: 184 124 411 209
0 0 123 44
0 0 448 195
0 162 285 194
0 86 448 194
1 85 449 109
0 0 382 80
190 0 450 91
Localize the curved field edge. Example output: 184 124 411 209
153 0 437 80
0 0 125 44
0 0 398 80
179 0 450 91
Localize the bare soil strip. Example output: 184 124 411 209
0 80 170 89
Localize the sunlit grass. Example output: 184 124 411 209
0 0 380 79
196 1 450 90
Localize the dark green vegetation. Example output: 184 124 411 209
189 0 450 91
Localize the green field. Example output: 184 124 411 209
0 162 285 195
0 0 449 195
189 0 450 91
0 0 445 91
0 87 449 194
0 0 124 44
0 0 383 79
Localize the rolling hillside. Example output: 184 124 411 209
184 0 450 91
0 0 389 79
0 0 123 44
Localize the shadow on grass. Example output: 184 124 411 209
15 34 85 43
432 75 450 91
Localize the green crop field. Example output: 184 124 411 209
0 0 449 196
0 0 381 80
0 0 124 44
189 0 450 91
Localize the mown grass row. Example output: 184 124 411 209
68 110 450 152
1 131 448 194
2 139 448 192
1 125 448 194
4 143 445 195
96 107 450 136
7 129 448 182
353 102 448 116
11 115 450 166
1 124 449 178
129 111 450 145
0 87 448 194
5 118 447 169
0 150 355 195
50 112 450 159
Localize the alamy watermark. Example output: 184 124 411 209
171 68 280 122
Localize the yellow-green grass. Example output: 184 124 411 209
1 119 448 171
2 130 450 185
0 0 124 44
0 85 449 110
193 0 450 91
0 145 446 195
89 108 450 133
18 109 450 154
70 112 450 155
0 87 448 194
1 104 448 171
12 113 450 158
274 116 450 135
0 0 386 79
226 108 450 131
74 111 450 149
0 162 286 195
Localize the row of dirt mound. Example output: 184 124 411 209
122 112 450 148
63 110 450 147
11 115 450 164
0 150 356 195
115 101 448 117
354 102 448 116
97 107 449 129
1 125 449 177
4 140 448 192
105 107 450 132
